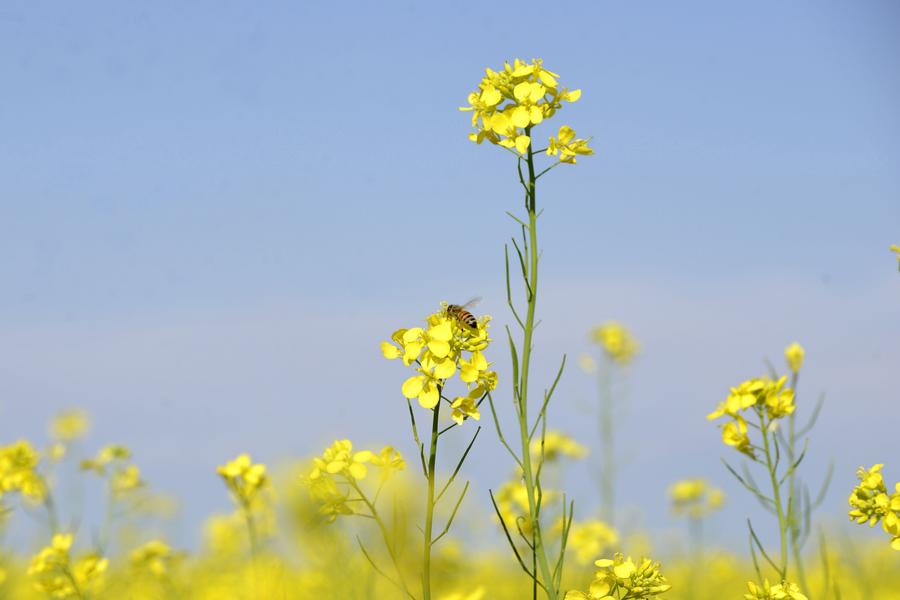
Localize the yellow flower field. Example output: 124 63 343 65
2 56 898 600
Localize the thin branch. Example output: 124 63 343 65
489 489 545 591
435 428 481 503
529 354 567 440
356 537 416 600
779 438 809 485
487 392 523 468
723 459 775 507
747 519 781 577
796 393 826 438
432 481 470 546
407 399 428 478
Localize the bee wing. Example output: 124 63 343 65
460 296 482 310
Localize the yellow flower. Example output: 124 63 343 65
745 579 808 600
385 304 495 411
461 58 586 157
80 444 132 474
49 409 90 442
848 463 900 550
722 417 755 458
533 430 588 462
217 453 269 506
0 440 47 503
668 478 725 519
547 125 593 163
890 244 900 271
591 322 640 365
131 539 177 577
371 445 406 481
450 393 481 425
28 533 107 598
308 440 372 482
567 553 671 599
111 464 143 495
565 519 619 564
784 342 805 373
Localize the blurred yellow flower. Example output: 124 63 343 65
217 453 269 507
890 244 900 271
668 478 725 519
309 440 372 482
784 342 805 373
565 519 619 564
28 533 108 598
591 322 640 366
49 409 90 442
0 440 47 503
131 539 177 577
532 430 588 462
744 579 808 600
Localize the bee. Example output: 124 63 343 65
447 297 482 330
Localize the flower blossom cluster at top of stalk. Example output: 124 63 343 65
706 375 796 459
890 244 900 271
591 322 640 366
28 533 108 598
0 440 46 505
217 453 269 508
668 478 725 519
382 304 497 424
744 579 808 600
459 58 592 162
304 440 405 522
848 463 900 551
783 342 805 374
565 553 671 599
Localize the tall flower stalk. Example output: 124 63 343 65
461 58 593 599
587 322 640 524
382 306 497 599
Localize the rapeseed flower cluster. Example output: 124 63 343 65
217 453 268 508
744 579 808 600
668 479 725 519
130 539 178 577
81 444 144 497
566 553 671 599
533 430 588 462
28 533 108 598
460 58 591 160
591 322 640 366
305 440 405 521
565 519 619 564
783 343 804 374
890 244 900 271
848 463 900 550
0 440 46 504
382 305 496 414
707 376 796 457
49 410 90 443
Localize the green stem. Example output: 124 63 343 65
598 358 615 525
422 399 441 600
786 372 809 592
759 410 789 580
513 136 559 600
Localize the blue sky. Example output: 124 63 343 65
1 1 898 553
